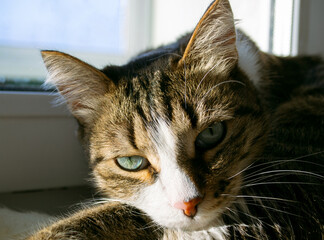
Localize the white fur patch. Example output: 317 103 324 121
236 31 262 86
149 118 199 205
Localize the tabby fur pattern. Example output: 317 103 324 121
28 0 323 239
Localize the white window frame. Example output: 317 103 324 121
1 0 324 193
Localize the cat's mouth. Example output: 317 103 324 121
167 179 238 231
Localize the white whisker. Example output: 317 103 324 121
243 159 324 180
88 197 127 206
183 59 187 108
222 194 296 203
195 62 220 96
242 202 299 217
228 162 255 180
198 80 245 105
240 181 321 189
142 52 182 62
243 170 324 182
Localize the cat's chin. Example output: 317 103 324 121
149 207 223 232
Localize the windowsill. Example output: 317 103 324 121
0 185 94 215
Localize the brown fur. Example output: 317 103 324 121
27 0 323 239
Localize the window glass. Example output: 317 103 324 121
0 0 128 90
0 0 125 54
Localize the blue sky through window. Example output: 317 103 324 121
0 0 124 54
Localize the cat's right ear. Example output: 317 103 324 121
178 0 237 75
41 50 115 125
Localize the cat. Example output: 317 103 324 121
27 0 323 239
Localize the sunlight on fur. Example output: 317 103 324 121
4 0 323 239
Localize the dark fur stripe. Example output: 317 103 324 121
128 118 138 150
180 101 198 128
91 157 104 168
160 78 173 121
136 105 148 123
125 79 134 98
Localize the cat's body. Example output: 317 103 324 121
28 0 323 239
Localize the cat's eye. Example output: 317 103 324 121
195 122 226 150
116 156 149 171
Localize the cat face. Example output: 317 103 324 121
88 64 265 231
42 0 266 231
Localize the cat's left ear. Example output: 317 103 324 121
179 0 237 75
42 50 115 125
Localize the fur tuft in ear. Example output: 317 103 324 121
236 30 262 87
179 0 237 74
41 50 114 125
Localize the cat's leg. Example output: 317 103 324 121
26 202 163 240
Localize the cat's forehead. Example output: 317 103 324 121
99 65 249 134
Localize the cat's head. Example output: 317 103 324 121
42 0 266 231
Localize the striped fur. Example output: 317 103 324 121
29 0 323 239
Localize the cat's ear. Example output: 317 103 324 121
41 50 114 125
179 0 237 74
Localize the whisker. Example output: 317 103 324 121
87 197 127 206
198 80 245 105
242 173 321 186
222 194 296 203
243 170 324 182
145 52 182 62
240 181 321 189
243 159 324 180
228 162 256 180
289 150 324 160
223 207 246 225
225 207 239 218
195 62 220 96
183 58 187 109
138 221 161 231
232 209 275 229
241 202 299 217
202 111 233 119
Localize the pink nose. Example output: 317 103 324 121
173 197 203 217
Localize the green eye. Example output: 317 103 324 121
195 122 226 150
116 156 148 171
